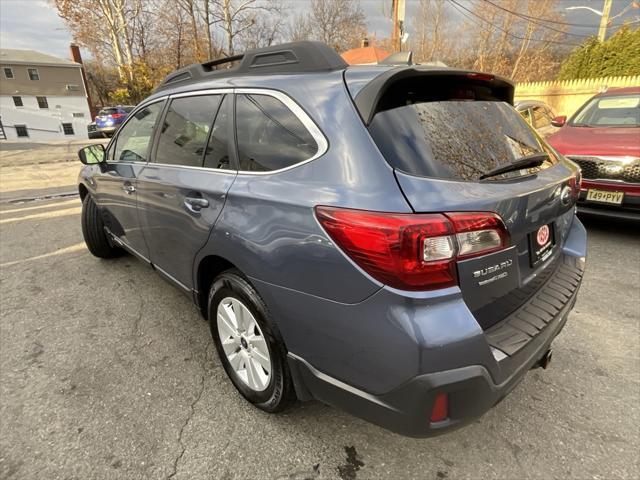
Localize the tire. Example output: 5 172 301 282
81 195 121 258
208 270 295 412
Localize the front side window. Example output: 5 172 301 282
235 94 318 172
4 67 14 79
12 96 23 107
27 68 39 81
571 94 640 127
112 102 163 163
532 107 551 129
155 95 221 168
37 96 48 109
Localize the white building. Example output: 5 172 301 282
0 48 92 141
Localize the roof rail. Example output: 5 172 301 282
155 41 348 93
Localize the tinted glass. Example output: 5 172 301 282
113 102 163 163
155 95 221 167
369 101 554 181
532 107 550 128
235 94 318 172
204 95 232 170
571 94 640 127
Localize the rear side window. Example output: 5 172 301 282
203 95 232 170
235 94 318 172
369 100 553 181
155 95 222 168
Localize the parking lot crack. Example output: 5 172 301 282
167 344 209 479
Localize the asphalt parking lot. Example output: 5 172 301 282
0 169 639 479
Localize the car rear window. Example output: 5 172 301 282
369 100 555 181
99 108 118 115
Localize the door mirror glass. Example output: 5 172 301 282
551 115 566 127
78 144 105 165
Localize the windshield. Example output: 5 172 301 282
98 108 118 116
369 101 557 181
570 94 640 127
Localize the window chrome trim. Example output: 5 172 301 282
233 88 329 176
169 88 234 98
146 162 236 175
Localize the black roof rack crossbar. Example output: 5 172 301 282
155 41 348 93
201 54 244 71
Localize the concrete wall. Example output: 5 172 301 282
0 95 91 141
514 76 640 118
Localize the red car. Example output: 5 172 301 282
547 86 640 220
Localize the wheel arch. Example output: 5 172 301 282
195 255 237 318
78 183 88 201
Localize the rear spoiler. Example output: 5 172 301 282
353 67 515 125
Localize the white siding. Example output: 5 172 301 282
0 95 91 140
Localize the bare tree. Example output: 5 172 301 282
208 0 282 55
306 0 367 52
413 0 456 63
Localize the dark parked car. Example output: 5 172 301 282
94 105 134 136
515 100 560 137
77 42 586 437
547 87 640 220
87 121 102 139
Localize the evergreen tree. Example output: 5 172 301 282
558 25 640 80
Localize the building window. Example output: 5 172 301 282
62 123 75 135
3 67 14 79
27 68 40 80
15 125 29 137
36 96 49 109
12 96 23 107
72 112 85 118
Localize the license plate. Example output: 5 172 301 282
528 223 555 267
586 189 624 205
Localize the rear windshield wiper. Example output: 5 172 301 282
479 153 549 181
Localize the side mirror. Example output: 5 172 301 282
78 143 105 165
551 115 566 127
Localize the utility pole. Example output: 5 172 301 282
391 0 406 52
598 0 613 42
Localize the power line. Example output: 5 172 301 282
472 0 598 37
447 0 584 47
477 0 640 28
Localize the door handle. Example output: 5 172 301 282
184 196 209 213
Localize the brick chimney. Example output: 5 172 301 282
70 44 97 119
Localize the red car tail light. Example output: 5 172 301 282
315 207 509 291
110 113 124 119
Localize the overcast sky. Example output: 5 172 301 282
1 0 637 60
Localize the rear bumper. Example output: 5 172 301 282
287 253 582 437
252 216 587 437
96 126 118 134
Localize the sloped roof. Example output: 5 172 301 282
0 48 80 68
341 46 391 65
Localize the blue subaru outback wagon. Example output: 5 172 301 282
77 42 586 437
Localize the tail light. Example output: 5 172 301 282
110 113 124 119
315 207 509 291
